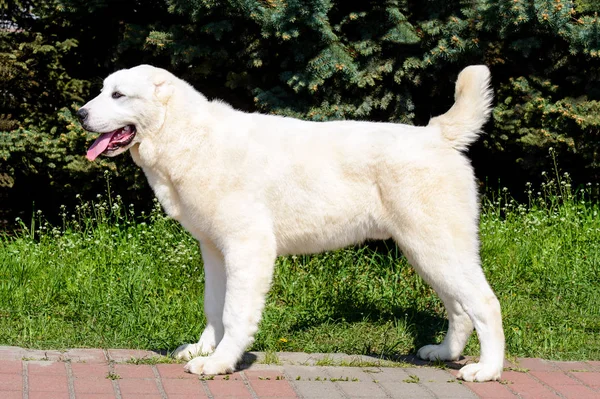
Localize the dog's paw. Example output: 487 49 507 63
183 355 234 375
457 362 502 382
417 344 458 362
172 342 214 361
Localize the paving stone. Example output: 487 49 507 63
463 381 516 398
336 380 388 397
113 364 155 379
27 361 66 375
397 354 432 366
71 363 110 379
361 367 409 382
423 381 479 398
74 377 115 394
507 382 560 398
2 347 600 399
378 381 435 398
161 378 207 397
212 371 245 381
552 361 596 372
553 384 599 399
570 371 600 389
168 394 211 399
531 371 580 386
283 365 330 381
28 374 69 392
120 394 163 399
588 361 600 371
249 379 298 397
406 367 454 383
501 370 538 384
293 381 346 399
552 361 594 371
326 366 381 382
76 394 118 399
29 392 71 399
107 349 162 362
0 360 22 374
498 371 564 399
0 346 26 360
515 358 557 371
64 348 107 363
244 369 287 380
156 363 198 379
242 362 285 371
502 359 518 369
206 379 253 398
118 378 161 395
22 349 64 361
0 375 22 391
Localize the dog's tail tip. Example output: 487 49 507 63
428 65 493 151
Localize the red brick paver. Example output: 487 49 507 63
73 377 115 394
161 378 208 397
71 363 110 379
463 381 515 398
206 379 253 398
118 378 161 395
0 376 22 392
114 364 155 379
570 371 600 389
156 363 199 379
29 374 69 392
0 359 22 374
499 370 559 398
0 349 598 398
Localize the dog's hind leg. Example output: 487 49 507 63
388 198 504 382
173 239 226 360
183 233 276 375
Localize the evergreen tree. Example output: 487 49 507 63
140 0 599 186
2 0 599 222
0 0 155 221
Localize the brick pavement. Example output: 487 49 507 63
0 347 598 398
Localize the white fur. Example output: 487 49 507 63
80 64 505 382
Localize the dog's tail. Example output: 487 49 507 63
428 65 493 151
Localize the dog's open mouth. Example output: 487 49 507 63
86 125 136 161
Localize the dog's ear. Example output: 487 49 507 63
152 72 173 104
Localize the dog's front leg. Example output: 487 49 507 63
183 235 276 375
174 240 226 360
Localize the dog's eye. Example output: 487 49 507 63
112 91 124 99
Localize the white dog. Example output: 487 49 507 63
78 64 505 382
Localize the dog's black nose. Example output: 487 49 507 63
76 108 88 121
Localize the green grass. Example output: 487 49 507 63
0 174 598 361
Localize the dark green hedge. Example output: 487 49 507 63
2 0 599 224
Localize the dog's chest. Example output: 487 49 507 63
131 144 184 219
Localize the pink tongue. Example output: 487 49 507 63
86 132 116 161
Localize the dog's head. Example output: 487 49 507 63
78 65 173 161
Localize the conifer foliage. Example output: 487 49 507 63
142 0 599 185
1 0 599 220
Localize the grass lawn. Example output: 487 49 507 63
1 175 599 361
